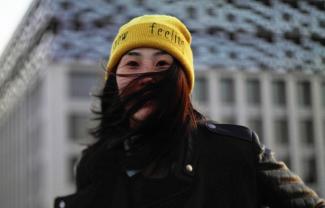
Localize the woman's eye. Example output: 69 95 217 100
126 61 139 67
156 61 170 67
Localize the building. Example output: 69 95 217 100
0 0 324 207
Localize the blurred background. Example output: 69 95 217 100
0 0 324 207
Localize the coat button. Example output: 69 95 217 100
207 123 216 130
59 200 66 208
186 164 193 172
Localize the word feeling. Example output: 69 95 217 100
112 22 186 53
149 23 185 49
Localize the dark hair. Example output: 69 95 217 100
89 59 204 169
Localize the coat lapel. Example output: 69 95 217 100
135 132 200 208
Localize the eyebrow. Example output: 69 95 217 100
126 50 168 57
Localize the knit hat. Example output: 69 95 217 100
106 14 194 91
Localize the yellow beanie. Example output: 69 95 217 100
106 14 194 91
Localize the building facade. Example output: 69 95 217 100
0 0 324 207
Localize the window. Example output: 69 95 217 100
303 156 317 184
320 20 325 28
68 113 96 141
60 1 73 10
246 79 261 105
68 155 79 184
116 4 126 13
69 71 99 98
282 12 291 21
272 80 286 106
187 6 197 19
206 7 215 16
274 118 289 144
282 156 291 169
299 119 314 145
255 26 274 43
297 81 311 107
220 78 235 104
135 0 144 5
323 120 325 146
194 77 208 103
320 82 325 107
248 118 263 142
226 13 236 22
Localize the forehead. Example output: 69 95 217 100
121 48 173 59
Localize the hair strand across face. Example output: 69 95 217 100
88 59 205 170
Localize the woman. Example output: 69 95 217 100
54 14 325 208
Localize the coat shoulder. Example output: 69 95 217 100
198 120 255 143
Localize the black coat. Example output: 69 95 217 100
54 121 325 208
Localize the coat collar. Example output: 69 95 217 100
130 130 200 208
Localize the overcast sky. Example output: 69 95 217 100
0 0 34 56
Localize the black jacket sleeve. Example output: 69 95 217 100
252 131 325 208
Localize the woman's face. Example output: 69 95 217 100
116 48 174 122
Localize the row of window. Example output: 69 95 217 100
247 117 316 145
194 77 325 108
68 71 325 109
67 71 325 147
68 111 324 150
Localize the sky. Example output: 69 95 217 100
0 0 34 56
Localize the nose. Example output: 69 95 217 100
141 60 158 73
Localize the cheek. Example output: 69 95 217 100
116 77 129 93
